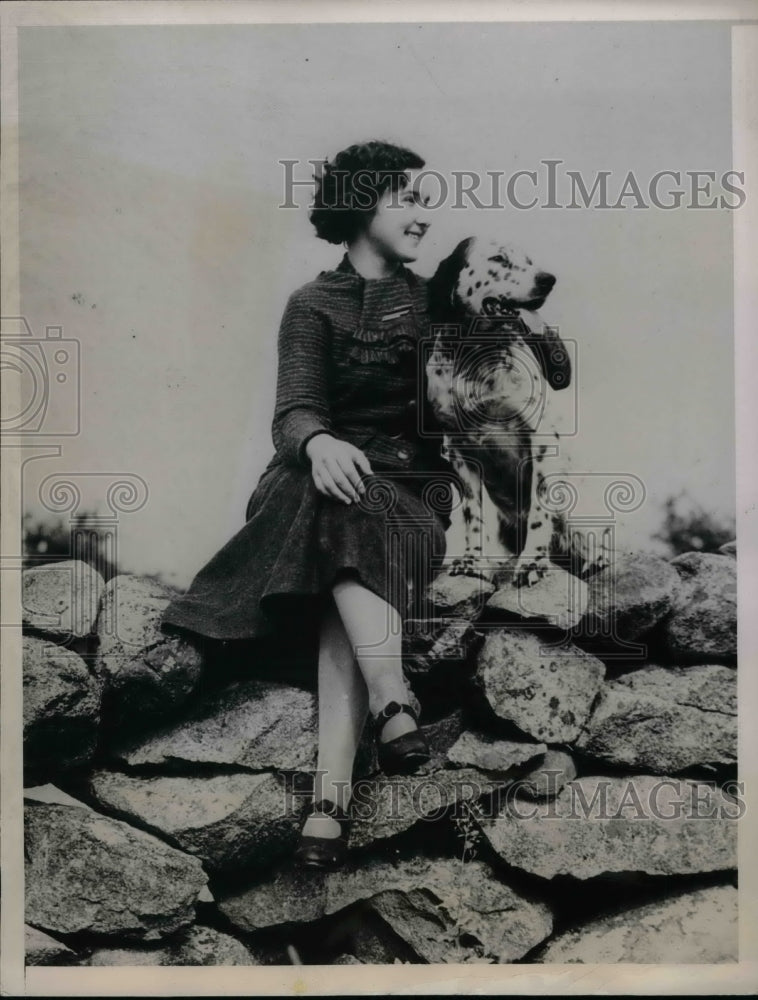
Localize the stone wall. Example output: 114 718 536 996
22 544 738 966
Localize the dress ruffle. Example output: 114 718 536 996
342 325 418 365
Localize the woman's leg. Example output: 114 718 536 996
331 576 418 743
301 593 369 839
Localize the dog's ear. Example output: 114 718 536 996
428 237 475 321
524 326 572 391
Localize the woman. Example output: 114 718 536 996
161 140 458 870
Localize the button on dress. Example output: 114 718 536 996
160 255 459 686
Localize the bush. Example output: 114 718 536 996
653 492 735 557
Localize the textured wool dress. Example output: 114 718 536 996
160 254 459 685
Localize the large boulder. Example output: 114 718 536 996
94 575 203 736
486 567 589 630
25 799 207 940
445 730 547 774
473 629 605 743
23 636 102 782
576 664 736 772
115 679 317 772
89 769 303 874
515 749 578 801
661 553 737 662
221 856 553 964
83 925 264 966
348 764 526 851
402 617 480 678
22 560 104 640
536 884 737 963
425 572 495 620
478 776 738 880
330 856 553 964
25 925 76 966
576 551 681 650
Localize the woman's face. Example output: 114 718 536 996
361 169 432 263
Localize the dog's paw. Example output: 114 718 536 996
511 555 551 588
578 528 615 579
449 554 493 581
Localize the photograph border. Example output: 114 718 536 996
2 1 757 995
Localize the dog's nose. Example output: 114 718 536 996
534 272 556 295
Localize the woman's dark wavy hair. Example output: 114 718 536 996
310 140 425 245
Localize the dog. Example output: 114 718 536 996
426 236 611 588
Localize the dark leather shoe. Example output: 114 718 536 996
374 701 430 775
294 798 350 871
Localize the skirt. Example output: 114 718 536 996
160 445 454 687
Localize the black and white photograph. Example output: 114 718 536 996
2 0 757 994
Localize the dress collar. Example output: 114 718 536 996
336 253 406 282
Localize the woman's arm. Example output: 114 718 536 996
271 289 334 466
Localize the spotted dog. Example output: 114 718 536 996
426 236 610 587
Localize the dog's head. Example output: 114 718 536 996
429 236 556 319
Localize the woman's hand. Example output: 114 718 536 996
305 434 374 504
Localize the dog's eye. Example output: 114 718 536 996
488 253 510 266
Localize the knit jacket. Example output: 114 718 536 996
270 254 446 470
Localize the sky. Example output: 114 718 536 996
16 20 735 587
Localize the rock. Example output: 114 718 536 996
445 730 547 775
23 637 102 781
22 560 105 639
219 866 330 932
425 572 495 620
94 574 203 735
25 925 76 966
661 553 737 662
25 799 207 940
332 953 364 965
536 885 737 963
24 783 95 809
84 925 262 965
515 749 578 801
577 551 681 648
349 912 416 964
473 629 605 742
349 765 515 850
328 856 553 964
402 618 480 678
719 540 736 557
487 567 589 630
115 679 317 772
89 769 303 874
221 855 553 964
479 776 738 880
576 664 736 772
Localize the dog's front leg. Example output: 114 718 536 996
447 449 494 580
512 442 554 588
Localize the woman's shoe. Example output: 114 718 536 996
374 700 431 775
293 798 351 871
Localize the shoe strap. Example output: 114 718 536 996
375 700 419 725
311 798 350 824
